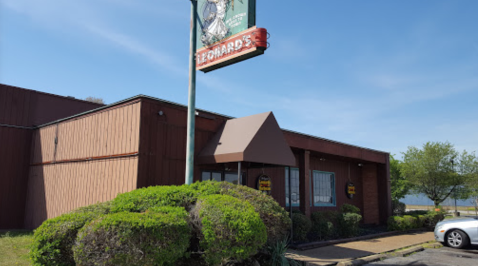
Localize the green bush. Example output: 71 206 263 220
192 194 266 265
73 209 190 266
425 210 446 229
341 204 361 214
336 213 362 237
69 201 112 215
310 212 334 240
30 212 101 266
404 210 428 216
291 213 312 241
110 182 221 213
387 216 404 231
416 215 427 228
402 215 418 229
214 182 291 245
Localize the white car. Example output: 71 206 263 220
434 217 478 248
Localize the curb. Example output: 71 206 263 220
330 241 439 266
291 229 428 251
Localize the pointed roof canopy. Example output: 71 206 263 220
198 112 295 166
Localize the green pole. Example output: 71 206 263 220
185 0 198 185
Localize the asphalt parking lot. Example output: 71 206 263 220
365 245 478 266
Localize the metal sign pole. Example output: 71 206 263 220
185 0 198 185
289 166 293 241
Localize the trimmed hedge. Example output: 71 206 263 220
73 209 190 266
341 204 361 215
291 213 312 241
110 183 220 213
30 212 101 266
69 201 112 215
387 210 446 231
336 213 362 237
310 212 333 240
402 215 418 230
192 194 267 265
214 182 291 245
387 216 404 231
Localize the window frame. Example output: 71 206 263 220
201 170 246 185
285 167 300 207
312 170 336 207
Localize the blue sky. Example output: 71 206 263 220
1 0 477 158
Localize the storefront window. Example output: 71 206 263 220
285 167 300 206
201 171 245 185
312 171 336 207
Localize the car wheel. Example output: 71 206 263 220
446 230 469 249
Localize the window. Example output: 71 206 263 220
285 168 300 206
201 171 245 185
312 171 336 207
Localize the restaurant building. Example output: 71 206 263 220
0 84 391 229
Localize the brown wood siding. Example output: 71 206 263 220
24 158 138 229
24 102 141 228
31 102 141 165
137 99 229 188
0 127 32 229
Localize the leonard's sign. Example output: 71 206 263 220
195 0 268 72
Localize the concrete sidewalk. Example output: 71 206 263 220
286 231 435 266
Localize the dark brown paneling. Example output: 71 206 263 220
309 156 364 215
0 127 32 229
137 98 229 188
0 83 103 127
283 131 388 164
377 163 391 224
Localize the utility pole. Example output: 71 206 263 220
185 0 198 185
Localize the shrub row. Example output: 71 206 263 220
292 204 363 241
387 210 446 231
30 181 290 266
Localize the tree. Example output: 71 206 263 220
390 155 413 202
401 141 477 208
85 96 105 104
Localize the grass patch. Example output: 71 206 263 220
0 231 33 266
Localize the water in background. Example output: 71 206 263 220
401 194 475 207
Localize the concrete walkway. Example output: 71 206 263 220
286 231 435 266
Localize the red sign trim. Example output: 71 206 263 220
196 27 268 73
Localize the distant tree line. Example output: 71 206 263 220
390 141 478 209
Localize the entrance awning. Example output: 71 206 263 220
197 112 295 166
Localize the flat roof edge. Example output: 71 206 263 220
35 94 389 155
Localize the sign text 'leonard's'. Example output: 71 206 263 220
196 27 267 72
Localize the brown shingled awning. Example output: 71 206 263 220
197 112 295 166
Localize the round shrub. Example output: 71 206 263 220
191 194 267 265
70 201 112 215
402 215 418 229
341 203 361 214
310 212 333 240
416 215 427 228
214 182 292 245
337 213 362 237
425 210 446 229
111 182 220 213
73 208 190 266
291 213 312 241
387 216 404 231
30 211 101 266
